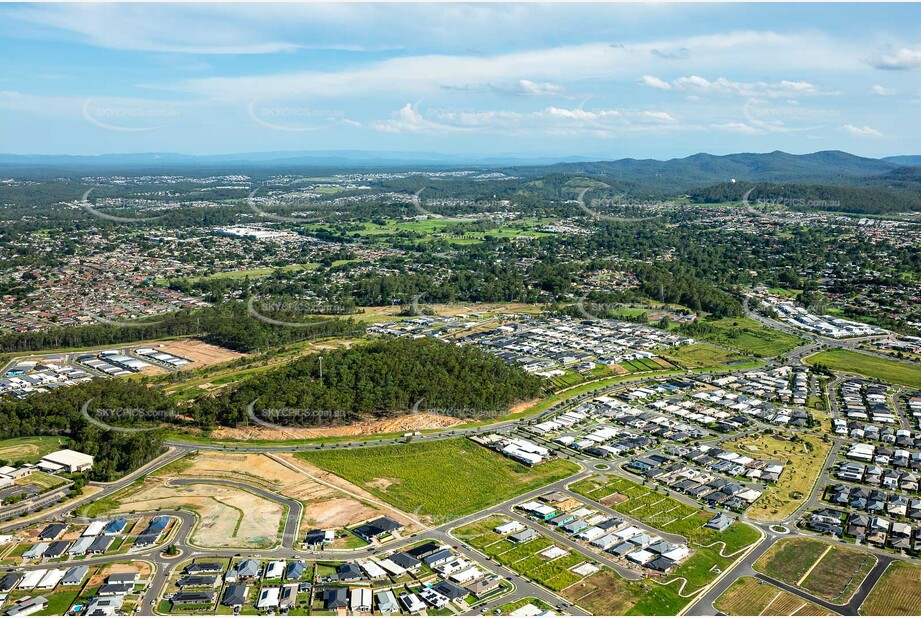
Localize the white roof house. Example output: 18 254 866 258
83 521 106 537
256 587 280 609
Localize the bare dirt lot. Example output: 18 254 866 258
149 339 245 370
208 412 464 441
113 482 283 549
276 454 420 533
155 451 413 536
86 562 152 590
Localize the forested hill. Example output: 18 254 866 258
192 337 545 428
506 150 904 192
688 181 921 214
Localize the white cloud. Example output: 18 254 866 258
872 46 921 70
170 31 863 102
370 103 685 137
842 124 882 137
641 75 829 98
371 103 474 134
870 85 897 96
711 122 763 135
514 80 566 97
638 75 672 90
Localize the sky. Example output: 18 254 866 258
0 3 919 160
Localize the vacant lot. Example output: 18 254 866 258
755 538 876 603
805 349 921 390
715 577 835 616
801 544 876 603
299 438 580 522
152 338 245 369
725 432 831 521
660 343 753 369
860 561 921 616
112 481 283 549
560 566 687 616
694 317 805 357
155 451 393 534
0 436 67 463
755 538 832 584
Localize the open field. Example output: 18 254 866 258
164 451 395 534
110 481 283 549
155 262 323 284
660 343 754 369
0 436 68 463
298 438 580 522
860 561 921 616
801 545 876 603
754 538 876 603
725 432 831 521
754 538 834 585
805 349 921 389
715 576 836 616
691 317 805 357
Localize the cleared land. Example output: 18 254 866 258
690 317 804 357
0 436 68 463
109 480 283 549
805 349 921 389
208 412 464 442
298 438 580 523
715 576 836 616
150 338 245 369
660 343 754 369
725 432 831 521
860 561 921 616
164 451 402 534
754 538 876 603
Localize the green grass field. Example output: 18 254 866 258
0 436 68 463
297 438 579 521
691 317 804 357
861 561 921 616
805 349 921 389
660 343 754 369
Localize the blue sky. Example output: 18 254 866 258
1 3 919 159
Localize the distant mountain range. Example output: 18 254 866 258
0 149 918 194
507 150 917 191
